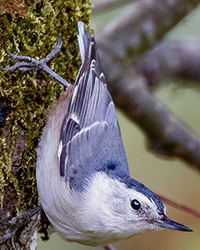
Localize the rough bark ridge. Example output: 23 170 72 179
0 0 91 249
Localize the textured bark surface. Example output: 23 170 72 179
0 0 91 249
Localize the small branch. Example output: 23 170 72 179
92 0 134 16
96 0 200 172
100 42 200 171
112 75 200 171
158 194 200 219
139 39 200 87
98 0 200 61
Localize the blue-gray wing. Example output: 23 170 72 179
58 22 130 191
77 21 90 64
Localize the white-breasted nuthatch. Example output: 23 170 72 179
36 22 192 247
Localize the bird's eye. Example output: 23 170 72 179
131 199 141 210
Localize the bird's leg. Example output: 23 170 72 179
1 38 69 87
0 206 42 245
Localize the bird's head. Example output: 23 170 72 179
80 172 192 245
118 176 192 234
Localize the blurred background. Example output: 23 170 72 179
38 2 200 250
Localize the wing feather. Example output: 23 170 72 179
59 22 129 185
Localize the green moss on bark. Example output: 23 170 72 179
0 0 91 210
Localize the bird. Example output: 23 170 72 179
36 21 192 247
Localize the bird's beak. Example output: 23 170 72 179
153 215 193 232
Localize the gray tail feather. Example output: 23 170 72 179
77 22 91 64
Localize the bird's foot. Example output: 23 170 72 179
1 38 69 87
0 206 42 245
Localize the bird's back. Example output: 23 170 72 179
36 21 130 245
58 26 130 191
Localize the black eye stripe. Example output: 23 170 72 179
131 199 141 210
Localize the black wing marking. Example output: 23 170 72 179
65 122 129 191
59 23 129 183
59 118 81 176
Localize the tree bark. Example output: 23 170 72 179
0 0 91 249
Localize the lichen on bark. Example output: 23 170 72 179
0 0 91 247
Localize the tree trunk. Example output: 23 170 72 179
0 0 91 249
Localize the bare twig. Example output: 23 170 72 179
158 194 200 219
100 42 200 171
98 0 200 61
95 0 200 172
139 39 200 87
